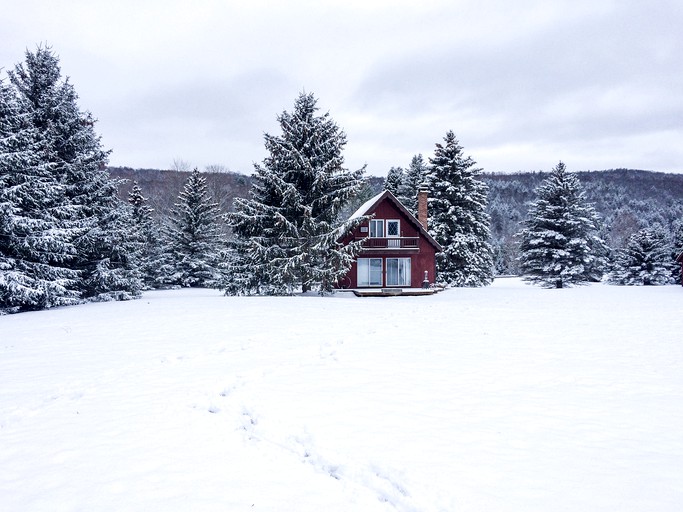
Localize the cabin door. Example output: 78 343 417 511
386 257 411 286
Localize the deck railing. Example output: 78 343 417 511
358 237 419 249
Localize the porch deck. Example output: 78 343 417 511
347 287 442 297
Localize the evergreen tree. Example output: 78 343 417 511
7 45 142 301
339 178 376 222
518 162 606 288
129 181 154 226
225 92 366 295
607 226 675 285
385 166 404 196
158 169 225 288
398 154 428 214
81 203 144 301
128 181 162 289
672 220 683 285
0 79 80 312
426 131 494 287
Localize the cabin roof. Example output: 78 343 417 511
349 190 386 220
349 190 442 251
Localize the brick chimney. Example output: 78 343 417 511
417 187 428 230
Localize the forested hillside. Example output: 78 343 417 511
108 166 385 218
108 167 683 277
108 167 252 216
484 169 683 274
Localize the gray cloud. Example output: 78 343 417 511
2 0 682 175
347 1 683 171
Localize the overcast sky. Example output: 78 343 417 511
2 0 681 176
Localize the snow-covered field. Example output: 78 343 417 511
1 279 682 511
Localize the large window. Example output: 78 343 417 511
369 219 384 238
386 258 411 286
357 258 383 287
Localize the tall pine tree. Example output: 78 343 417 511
607 226 675 285
426 131 494 286
385 166 404 196
0 78 80 312
128 181 162 289
7 46 142 301
158 169 225 288
225 92 366 295
398 154 428 215
672 220 683 285
518 162 606 288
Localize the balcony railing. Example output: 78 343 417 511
357 237 419 249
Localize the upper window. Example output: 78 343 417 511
387 220 400 237
369 219 384 238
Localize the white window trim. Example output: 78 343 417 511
357 257 383 287
386 219 401 247
386 257 411 287
386 219 400 237
369 219 384 238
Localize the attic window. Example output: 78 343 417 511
387 220 399 237
369 219 384 238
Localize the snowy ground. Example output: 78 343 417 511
1 279 682 511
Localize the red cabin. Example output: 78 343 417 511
338 190 442 290
677 251 683 286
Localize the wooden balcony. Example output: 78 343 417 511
357 237 419 250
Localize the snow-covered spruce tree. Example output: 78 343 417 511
81 202 144 301
158 169 226 288
225 92 366 295
128 181 162 289
385 166 404 196
672 220 683 285
398 154 428 215
607 226 675 285
426 131 494 286
0 78 81 313
518 161 606 288
8 46 142 301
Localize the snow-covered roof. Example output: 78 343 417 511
347 189 442 252
349 190 386 219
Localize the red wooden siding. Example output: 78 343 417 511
337 192 439 289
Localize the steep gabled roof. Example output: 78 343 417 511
677 251 683 263
350 190 386 220
349 190 442 252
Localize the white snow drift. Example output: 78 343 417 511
1 279 682 511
